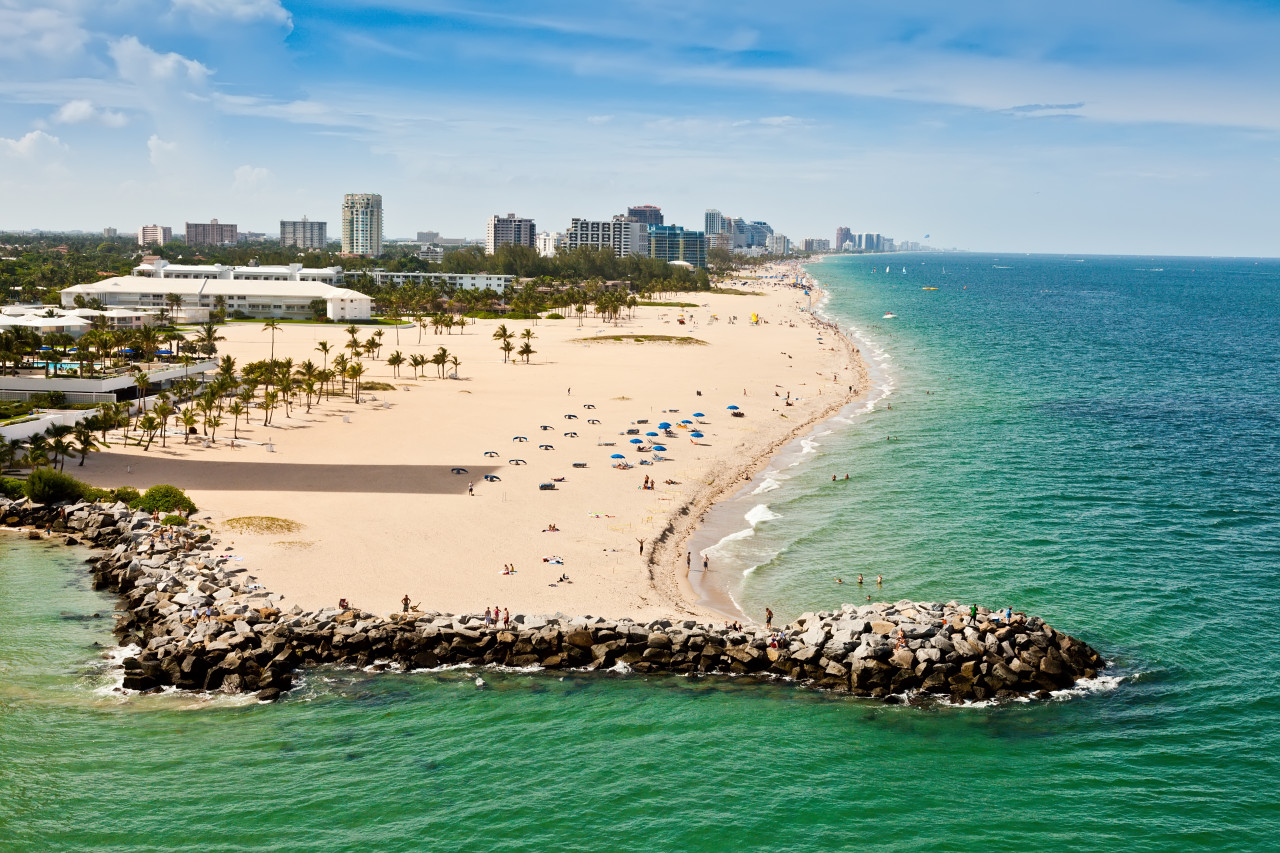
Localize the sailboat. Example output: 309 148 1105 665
885 266 889 273
902 267 906 274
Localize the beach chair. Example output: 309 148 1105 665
564 431 578 437
450 467 468 474
539 444 554 450
572 462 587 468
483 451 498 457
484 474 501 482
513 435 528 441
583 404 596 409
509 459 526 465
540 425 553 431
538 482 556 490
588 419 601 424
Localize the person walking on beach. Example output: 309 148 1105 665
702 556 709 572
401 594 411 614
467 481 474 496
686 552 691 570
636 537 645 555
765 608 773 629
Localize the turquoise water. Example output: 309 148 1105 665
4 255 1279 850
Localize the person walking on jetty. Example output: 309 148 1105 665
483 607 492 626
765 608 774 629
401 594 411 614
502 608 510 628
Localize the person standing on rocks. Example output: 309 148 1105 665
401 594 411 614
765 608 773 628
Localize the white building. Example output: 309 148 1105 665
137 224 172 246
61 277 372 322
485 213 537 255
367 271 510 292
535 231 564 258
765 234 791 255
564 217 649 258
342 193 383 256
418 245 444 264
133 259 344 284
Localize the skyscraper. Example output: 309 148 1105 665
136 224 172 246
564 217 649 257
835 227 852 251
648 225 706 267
342 193 383 256
626 205 664 226
280 216 327 250
704 209 725 235
485 213 537 254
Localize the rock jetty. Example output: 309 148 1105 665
2 497 1105 704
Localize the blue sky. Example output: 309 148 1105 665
2 0 1278 255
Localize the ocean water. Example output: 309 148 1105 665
4 254 1279 851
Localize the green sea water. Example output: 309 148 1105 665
3 254 1279 851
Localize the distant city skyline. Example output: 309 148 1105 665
1 2 1278 256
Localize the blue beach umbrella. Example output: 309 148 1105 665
610 453 625 459
692 412 705 417
39 346 52 351
629 438 644 444
645 431 658 436
726 405 740 410
157 349 173 355
651 445 667 452
690 432 704 438
681 419 693 424
658 422 671 429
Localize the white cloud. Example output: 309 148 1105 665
147 134 178 166
1 130 67 158
170 0 291 27
110 36 212 86
53 99 128 127
0 5 89 60
232 164 271 190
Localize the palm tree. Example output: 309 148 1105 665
415 313 428 343
408 353 426 379
500 339 515 363
132 370 150 425
138 414 161 451
263 320 282 360
72 423 103 466
346 362 366 403
205 414 223 442
448 354 460 378
165 293 185 318
45 424 74 470
387 350 405 378
1 437 24 471
152 399 175 447
260 390 278 426
431 347 450 378
385 305 403 344
227 400 247 439
194 322 224 357
575 303 586 327
316 340 331 371
517 341 535 364
179 408 198 444
493 324 514 362
454 315 468 335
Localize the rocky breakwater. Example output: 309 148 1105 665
2 497 1105 704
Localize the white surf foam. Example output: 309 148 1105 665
744 504 781 526
750 477 782 495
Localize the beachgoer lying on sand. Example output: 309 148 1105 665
664 479 680 485
542 556 564 565
544 523 559 532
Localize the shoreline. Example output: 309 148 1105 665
659 268 871 622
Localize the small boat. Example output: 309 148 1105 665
922 287 938 290
902 267 906 274
883 312 897 319
885 266 889 273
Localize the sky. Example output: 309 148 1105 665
1 0 1278 255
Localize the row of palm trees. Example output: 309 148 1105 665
1 420 104 472
0 321 225 378
491 325 537 364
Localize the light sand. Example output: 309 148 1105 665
79 264 866 623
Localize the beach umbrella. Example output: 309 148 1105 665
681 419 693 424
39 346 51 351
645 431 658 436
658 422 671 429
692 412 705 417
629 438 644 444
690 432 704 438
123 348 136 353
610 453 625 459
726 405 740 410
157 349 173 355
651 445 667 452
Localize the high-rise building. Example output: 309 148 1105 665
863 233 882 253
765 234 790 255
704 209 726 235
564 217 649 258
485 213 537 254
744 221 773 248
185 219 238 246
280 217 328 250
103 227 118 238
535 232 564 258
136 224 173 246
341 193 383 256
835 227 852 252
802 238 830 252
648 225 706 268
626 205 664 226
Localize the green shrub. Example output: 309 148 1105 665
161 514 187 526
82 487 112 502
464 311 501 319
111 486 142 505
544 313 565 320
24 468 87 504
1 477 25 500
129 484 197 515
503 311 537 320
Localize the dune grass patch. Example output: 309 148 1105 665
224 516 303 535
575 334 707 345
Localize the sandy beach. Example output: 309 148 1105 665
78 262 867 623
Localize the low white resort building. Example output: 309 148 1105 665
60 277 372 322
366 270 511 292
133 259 345 284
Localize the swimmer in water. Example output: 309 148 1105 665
876 574 883 585
835 578 844 584
857 574 863 585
